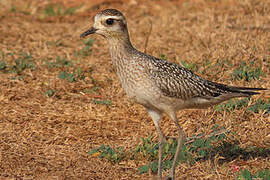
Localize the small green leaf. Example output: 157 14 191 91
241 169 252 180
138 165 149 174
45 89 56 97
0 61 7 70
88 149 98 155
58 71 68 79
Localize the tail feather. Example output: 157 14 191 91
206 81 267 97
227 86 267 96
229 86 267 91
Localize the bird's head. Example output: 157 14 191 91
80 9 128 39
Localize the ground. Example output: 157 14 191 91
0 0 269 179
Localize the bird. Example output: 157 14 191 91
80 9 266 180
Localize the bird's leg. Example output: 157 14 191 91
147 109 164 179
167 113 185 180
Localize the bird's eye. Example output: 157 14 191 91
106 18 114 25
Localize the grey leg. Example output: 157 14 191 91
147 109 164 179
167 113 185 180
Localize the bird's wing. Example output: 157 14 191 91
146 57 261 100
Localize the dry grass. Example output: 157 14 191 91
0 0 269 179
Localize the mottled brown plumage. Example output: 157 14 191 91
81 9 265 180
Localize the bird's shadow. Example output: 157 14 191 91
165 132 269 167
196 140 270 164
150 140 270 175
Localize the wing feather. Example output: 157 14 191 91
146 57 265 100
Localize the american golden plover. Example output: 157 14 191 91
80 9 266 180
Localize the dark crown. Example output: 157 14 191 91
100 9 124 17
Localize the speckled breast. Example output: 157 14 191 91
113 58 159 106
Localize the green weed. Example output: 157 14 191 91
83 85 99 94
45 56 73 68
136 136 192 174
181 60 198 72
92 99 112 106
58 67 85 82
45 89 56 97
186 125 228 159
231 61 263 81
83 89 92 94
137 125 269 175
236 168 269 180
88 124 269 176
44 4 81 17
215 98 249 112
0 52 35 75
9 6 30 15
216 98 270 114
248 98 270 114
89 144 125 163
159 53 167 60
10 6 16 13
0 61 7 70
89 125 240 175
75 38 94 57
200 58 233 75
12 53 35 73
134 136 158 160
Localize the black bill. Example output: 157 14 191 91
80 27 97 38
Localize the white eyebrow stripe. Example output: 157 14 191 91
102 15 126 25
105 15 124 20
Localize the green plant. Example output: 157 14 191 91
88 124 269 175
92 99 112 106
45 56 73 68
44 5 56 16
200 58 233 75
0 61 7 71
10 6 16 13
134 136 159 161
44 4 81 17
181 60 198 72
12 53 35 73
216 98 270 114
215 98 249 112
189 125 228 158
63 6 78 15
89 144 125 163
137 125 229 174
1 52 35 74
248 98 270 114
136 137 192 174
159 53 167 60
236 168 269 180
45 89 56 97
58 67 85 82
83 86 99 94
88 125 230 174
231 61 263 81
75 38 94 57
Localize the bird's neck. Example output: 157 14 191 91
107 33 136 64
106 32 139 80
